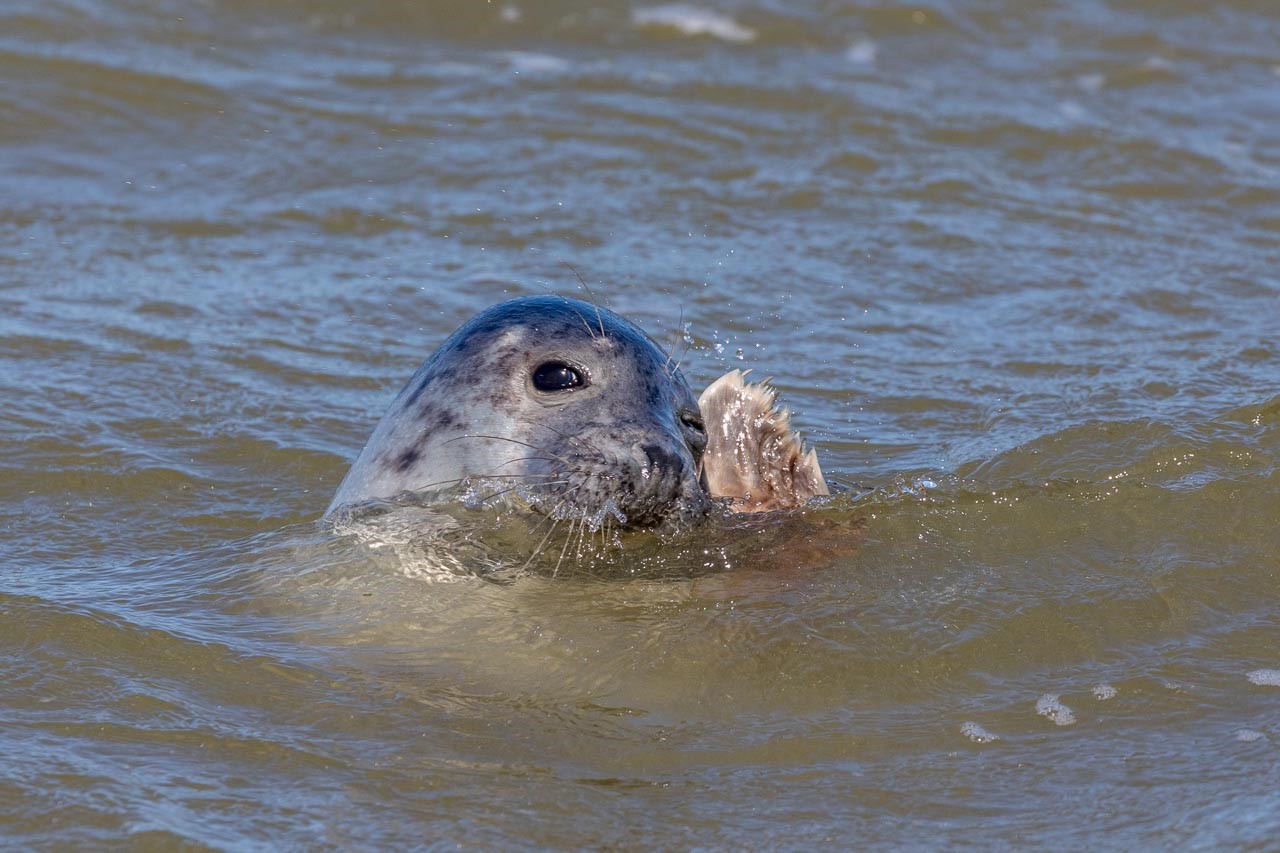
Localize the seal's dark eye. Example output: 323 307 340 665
532 361 585 392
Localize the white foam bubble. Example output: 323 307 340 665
1059 100 1087 120
632 5 756 44
1091 683 1118 700
1035 693 1076 726
1235 729 1266 743
960 721 1000 744
1247 669 1280 687
845 39 878 66
1077 73 1105 93
583 498 628 530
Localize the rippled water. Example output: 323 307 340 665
3 0 1279 847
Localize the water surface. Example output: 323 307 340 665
2 0 1279 848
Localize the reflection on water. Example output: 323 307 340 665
2 0 1279 847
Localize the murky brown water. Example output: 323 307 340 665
3 0 1279 847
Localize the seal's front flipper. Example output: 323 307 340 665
697 369 829 513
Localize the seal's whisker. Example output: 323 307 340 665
393 475 470 493
574 509 593 565
478 457 566 479
671 333 693 377
552 514 581 578
533 421 609 463
661 304 686 380
473 472 555 482
472 480 572 508
398 470 549 496
552 284 601 342
527 277 597 340
588 514 606 559
522 504 570 572
566 304 601 342
522 493 573 541
560 260 606 340
445 434 579 470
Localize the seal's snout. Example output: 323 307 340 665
611 436 709 528
641 442 680 474
634 439 695 497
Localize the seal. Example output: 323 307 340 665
327 295 712 528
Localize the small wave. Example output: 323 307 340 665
499 51 571 75
632 5 756 44
1091 683 1118 700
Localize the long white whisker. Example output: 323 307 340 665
522 512 566 573
444 433 579 470
560 260 606 339
553 514 579 578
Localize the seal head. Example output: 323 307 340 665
328 295 711 528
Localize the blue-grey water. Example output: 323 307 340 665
2 1 1279 848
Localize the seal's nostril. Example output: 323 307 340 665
641 443 678 472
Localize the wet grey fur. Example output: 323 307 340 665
328 295 710 528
